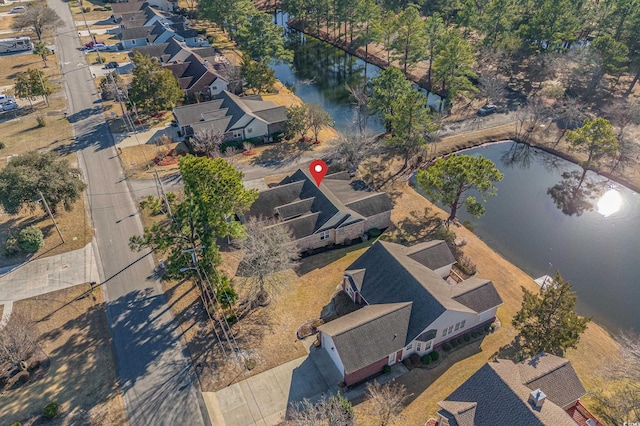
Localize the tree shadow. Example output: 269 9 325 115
500 142 536 169
250 140 312 168
384 207 443 245
319 290 360 322
295 239 374 277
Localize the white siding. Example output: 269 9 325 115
478 306 498 323
244 119 268 139
208 79 228 96
321 333 345 374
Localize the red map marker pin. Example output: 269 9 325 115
309 159 328 186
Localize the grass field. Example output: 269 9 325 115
0 285 125 425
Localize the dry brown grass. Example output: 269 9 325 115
0 285 125 425
68 0 112 22
119 142 186 179
0 98 73 160
0 48 60 87
0 14 14 31
0 188 94 268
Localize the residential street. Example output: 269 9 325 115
50 0 209 424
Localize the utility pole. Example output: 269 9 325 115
35 69 49 107
38 190 64 243
155 169 172 217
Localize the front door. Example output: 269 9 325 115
396 349 403 363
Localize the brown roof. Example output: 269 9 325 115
406 240 456 271
437 354 587 426
111 1 148 16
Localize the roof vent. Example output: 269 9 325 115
586 419 597 426
528 389 546 409
203 60 210 68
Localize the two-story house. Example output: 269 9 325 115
318 240 503 386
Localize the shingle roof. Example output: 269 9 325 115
346 193 394 217
452 278 504 314
438 354 586 426
131 43 169 60
519 354 587 408
247 180 304 219
406 240 456 271
266 213 320 240
111 1 148 16
344 241 503 344
189 116 232 136
275 197 315 220
318 303 411 374
119 26 153 40
172 100 224 126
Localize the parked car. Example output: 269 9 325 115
477 104 497 116
105 61 119 69
0 94 16 105
9 6 26 13
2 101 19 111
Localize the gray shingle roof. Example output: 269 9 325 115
345 193 393 217
119 26 152 40
453 278 504 314
111 1 148 16
318 303 412 374
344 241 503 344
247 180 304 219
172 100 224 127
406 240 456 271
275 197 315 220
438 354 586 426
266 213 320 240
130 43 169 60
415 328 437 342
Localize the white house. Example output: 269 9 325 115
318 240 503 386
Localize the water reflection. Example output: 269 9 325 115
547 170 605 217
597 188 623 217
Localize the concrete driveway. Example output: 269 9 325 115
204 345 408 426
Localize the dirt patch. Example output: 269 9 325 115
0 285 125 425
0 190 94 269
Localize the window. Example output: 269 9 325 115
406 343 412 351
448 325 454 334
212 86 217 90
460 320 466 328
320 230 330 240
454 322 460 331
247 128 252 133
233 130 242 139
131 40 136 45
442 328 448 337
417 343 422 352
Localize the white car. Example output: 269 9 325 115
9 6 26 13
2 101 19 111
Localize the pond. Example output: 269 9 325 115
270 12 443 134
429 142 640 333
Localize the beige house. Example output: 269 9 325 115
318 240 503 386
247 169 393 251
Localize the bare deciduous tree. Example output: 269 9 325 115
286 393 354 426
366 380 409 426
307 104 334 142
0 312 39 371
345 82 371 135
479 71 507 105
602 99 640 141
191 128 223 158
237 217 300 305
554 96 587 146
330 133 375 176
515 96 549 142
12 4 63 41
595 332 640 423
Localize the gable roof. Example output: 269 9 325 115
452 278 504 314
437 354 586 426
344 241 503 344
111 1 148 16
119 26 153 41
318 303 411 374
248 169 392 240
406 240 456 271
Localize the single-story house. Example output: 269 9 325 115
317 240 503 386
246 169 393 251
172 90 287 141
435 353 603 426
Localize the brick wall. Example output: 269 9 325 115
344 357 388 386
364 211 391 231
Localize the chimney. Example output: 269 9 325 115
528 389 546 409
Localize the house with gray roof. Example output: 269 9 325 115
247 169 392 251
111 0 176 14
172 90 286 142
434 353 603 426
318 240 502 385
163 52 228 98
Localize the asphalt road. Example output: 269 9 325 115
50 1 209 424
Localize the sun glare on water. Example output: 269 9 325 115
597 189 623 217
